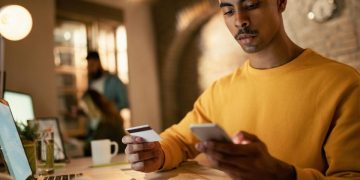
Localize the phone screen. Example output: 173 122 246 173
190 124 232 142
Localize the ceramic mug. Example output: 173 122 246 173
90 139 118 165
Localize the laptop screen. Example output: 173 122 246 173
0 103 32 179
4 90 35 125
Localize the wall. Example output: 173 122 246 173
0 0 59 118
124 1 161 132
151 0 211 129
284 0 360 70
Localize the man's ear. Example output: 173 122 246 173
277 0 287 12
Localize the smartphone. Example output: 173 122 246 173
190 123 232 143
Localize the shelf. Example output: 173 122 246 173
55 65 86 74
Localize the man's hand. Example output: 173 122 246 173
195 131 295 180
122 135 165 172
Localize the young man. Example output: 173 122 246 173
86 51 129 111
122 0 360 179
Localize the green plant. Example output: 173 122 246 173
15 122 39 175
16 122 39 142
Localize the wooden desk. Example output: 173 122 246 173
55 155 231 179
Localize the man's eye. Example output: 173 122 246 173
224 9 235 16
244 3 259 10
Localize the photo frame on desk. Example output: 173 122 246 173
33 118 69 163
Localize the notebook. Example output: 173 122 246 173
0 101 128 180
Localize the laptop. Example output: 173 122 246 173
0 101 82 179
0 101 129 180
3 90 35 126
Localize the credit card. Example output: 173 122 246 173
126 124 161 142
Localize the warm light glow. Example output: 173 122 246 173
98 29 116 73
63 31 71 41
307 12 315 20
176 1 211 31
0 5 33 41
116 25 129 84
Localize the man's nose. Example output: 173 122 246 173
234 12 250 28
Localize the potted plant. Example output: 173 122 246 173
16 122 39 175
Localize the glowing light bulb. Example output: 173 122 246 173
0 5 33 41
64 32 71 41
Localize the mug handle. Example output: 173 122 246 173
110 141 119 157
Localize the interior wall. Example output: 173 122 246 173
284 0 360 70
124 2 161 132
152 0 212 129
161 3 218 129
1 0 59 118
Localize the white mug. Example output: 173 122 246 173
90 139 119 165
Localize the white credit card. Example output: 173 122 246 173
126 124 161 142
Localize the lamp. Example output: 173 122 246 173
0 5 33 98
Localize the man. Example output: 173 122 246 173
86 51 129 111
122 0 360 179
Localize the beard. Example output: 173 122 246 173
88 69 103 81
234 27 260 53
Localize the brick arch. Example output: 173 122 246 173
161 7 218 129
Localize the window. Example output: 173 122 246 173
54 19 131 128
116 25 129 84
54 20 88 116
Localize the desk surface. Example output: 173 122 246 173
55 154 231 180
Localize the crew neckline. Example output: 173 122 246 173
245 48 313 76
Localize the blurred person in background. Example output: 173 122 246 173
86 51 129 111
78 89 126 156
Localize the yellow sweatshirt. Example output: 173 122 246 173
159 49 360 179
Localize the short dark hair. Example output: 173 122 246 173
86 51 100 61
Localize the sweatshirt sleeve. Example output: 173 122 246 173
158 82 219 170
296 79 360 179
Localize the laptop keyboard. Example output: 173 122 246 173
43 173 82 180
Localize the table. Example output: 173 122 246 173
54 154 232 180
